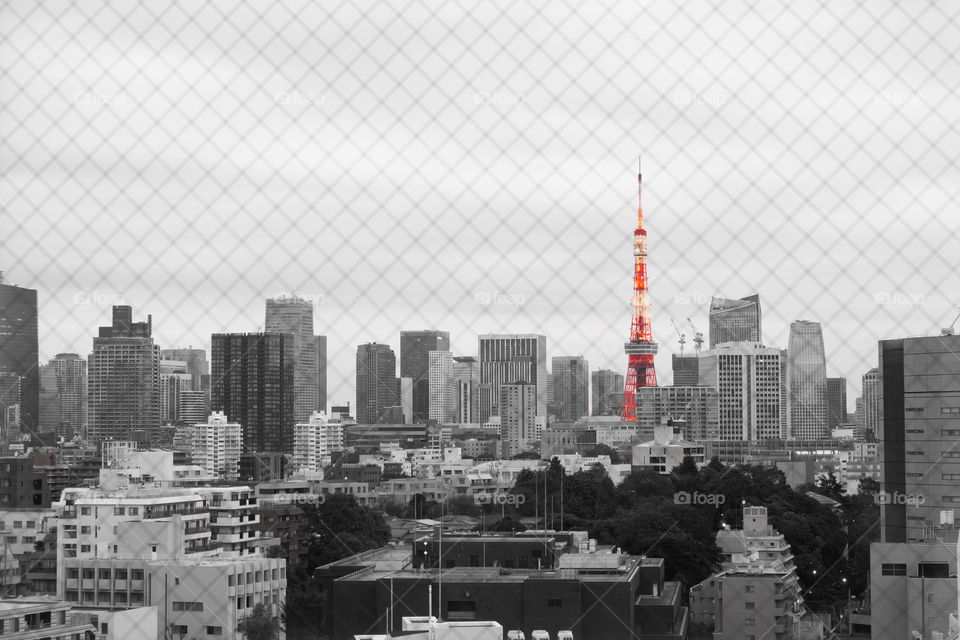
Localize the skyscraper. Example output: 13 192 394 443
87 306 160 443
786 320 828 439
708 294 762 347
478 334 548 417
827 377 847 428
0 276 38 432
316 335 327 413
159 348 208 391
551 356 589 422
672 354 700 387
265 297 318 424
698 342 782 440
591 369 624 416
862 367 881 438
173 411 242 480
356 343 399 424
211 332 295 453
451 356 479 423
400 330 450 422
499 382 537 457
636 385 720 442
878 334 960 543
50 353 86 438
428 351 455 423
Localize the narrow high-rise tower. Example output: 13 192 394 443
621 161 658 421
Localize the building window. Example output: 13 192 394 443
114 508 125 516
447 601 477 620
881 563 907 576
173 602 204 612
80 544 90 552
746 601 755 609
80 507 91 516
129 507 138 515
80 526 90 534
745 585 755 593
207 626 223 635
171 625 187 635
745 618 756 626
942 408 960 414
132 569 144 581
547 599 562 607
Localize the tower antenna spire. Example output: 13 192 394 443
621 159 658 421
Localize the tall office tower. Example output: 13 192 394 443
159 348 208 391
159 360 192 424
708 294 762 347
292 411 343 472
400 330 450 422
356 343 399 424
211 333 295 453
636 386 720 442
48 354 86 438
316 335 327 413
452 356 479 423
478 334 548 417
265 297 317 423
672 355 699 387
0 275 39 432
551 356 589 422
878 334 960 543
173 411 242 480
399 377 413 424
827 377 847 428
428 351 455 423
591 369 624 416
500 382 537 457
87 306 160 444
862 367 881 437
39 361 58 429
698 342 783 440
786 320 828 439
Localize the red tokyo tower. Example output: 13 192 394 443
621 159 658 421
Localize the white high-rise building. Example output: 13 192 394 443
786 320 828 439
291 411 343 472
452 356 479 423
478 334 548 417
698 342 783 440
174 412 242 481
428 351 455 423
500 382 537 457
265 296 317 424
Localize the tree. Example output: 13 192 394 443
511 451 541 460
592 443 622 464
816 470 847 502
240 603 279 640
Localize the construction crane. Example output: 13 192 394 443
670 318 686 355
686 317 704 354
942 306 960 335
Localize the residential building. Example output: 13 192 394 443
500 382 538 457
632 423 705 474
211 332 295 453
636 385 719 442
827 377 847 429
708 294 761 347
291 411 343 472
0 596 94 639
173 412 242 481
87 306 160 444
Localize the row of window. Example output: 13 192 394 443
170 625 222 635
67 568 145 580
172 601 204 612
227 568 284 585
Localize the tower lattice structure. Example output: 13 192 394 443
621 162 658 420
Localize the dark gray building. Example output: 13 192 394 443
591 369 624 416
399 330 449 422
551 356 589 422
316 335 327 414
708 294 761 347
0 275 39 433
671 354 699 387
265 297 317 423
827 376 847 428
87 306 160 444
879 334 960 543
211 332 295 453
356 342 399 424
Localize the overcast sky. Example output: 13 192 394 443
3 0 958 412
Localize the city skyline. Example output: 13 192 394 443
4 2 956 420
